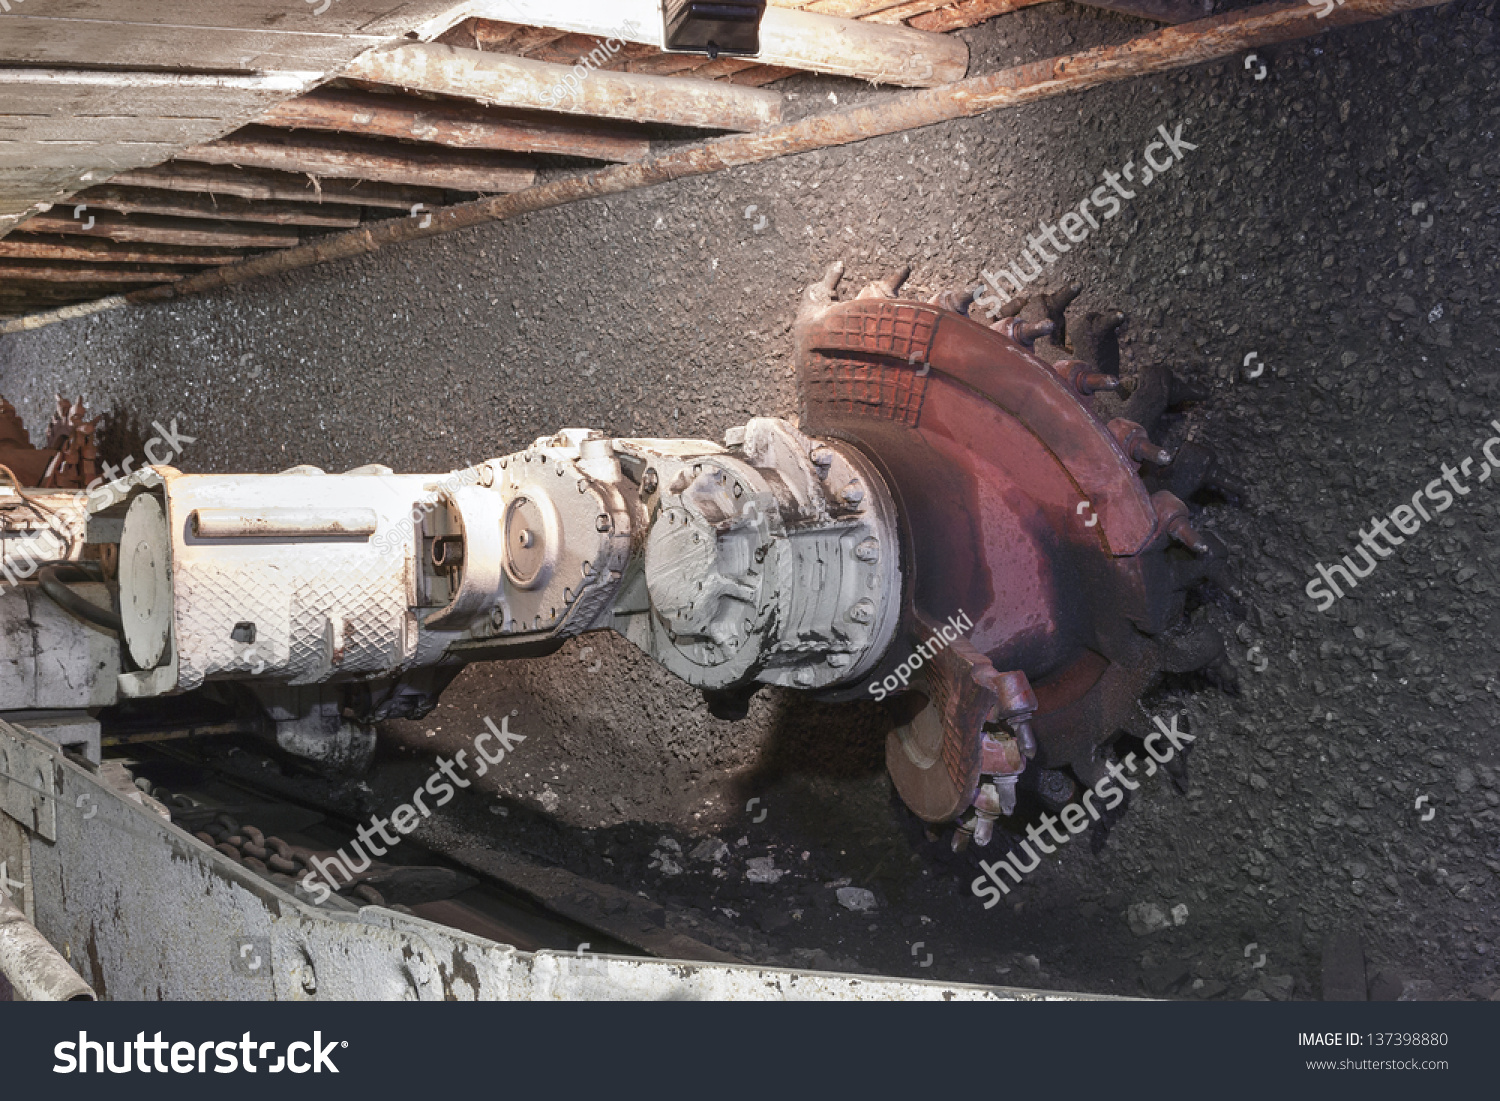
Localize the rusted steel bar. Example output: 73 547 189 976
0 896 96 1001
122 0 1443 311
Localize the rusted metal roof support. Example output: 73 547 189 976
0 0 1449 334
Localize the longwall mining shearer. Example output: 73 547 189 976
0 269 1227 855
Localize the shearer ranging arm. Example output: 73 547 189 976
1 267 1228 848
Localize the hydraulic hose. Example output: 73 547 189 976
36 561 123 634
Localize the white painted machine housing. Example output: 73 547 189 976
117 465 466 698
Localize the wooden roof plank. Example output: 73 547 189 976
0 4 463 238
0 234 248 266
109 163 453 210
179 127 538 193
466 0 967 86
0 2 464 69
259 88 652 163
74 185 365 228
861 1 973 23
909 0 1054 31
0 262 191 284
22 210 302 249
343 42 782 131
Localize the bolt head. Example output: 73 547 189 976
841 481 865 507
854 537 879 562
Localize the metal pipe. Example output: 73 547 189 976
190 507 380 540
0 896 97 1001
